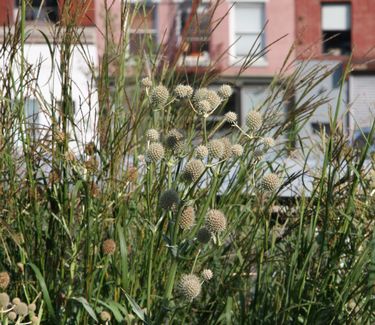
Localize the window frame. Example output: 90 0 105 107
127 2 159 58
321 3 352 56
229 0 267 66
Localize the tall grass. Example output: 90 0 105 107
0 1 373 324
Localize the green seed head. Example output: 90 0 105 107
195 100 211 115
179 206 196 230
206 90 222 110
0 293 9 308
182 159 205 183
165 129 184 152
28 303 36 312
146 129 160 142
150 85 169 106
14 302 28 316
208 139 225 159
246 111 263 132
100 310 112 321
224 111 237 124
175 85 193 99
160 189 180 211
178 274 201 301
220 138 233 160
195 145 208 159
141 76 152 88
205 209 227 233
192 88 209 104
197 227 211 244
7 311 17 321
261 173 280 192
145 142 165 163
231 144 244 157
217 84 233 99
201 269 213 281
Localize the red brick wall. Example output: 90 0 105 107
59 0 95 26
295 0 375 61
351 0 375 59
0 0 13 25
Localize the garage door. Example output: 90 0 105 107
350 75 375 129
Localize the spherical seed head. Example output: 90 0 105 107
246 111 263 132
14 302 28 316
150 85 169 106
174 85 192 99
0 272 10 290
220 138 232 160
205 209 227 233
195 100 211 115
102 239 116 255
195 145 208 159
145 142 165 163
263 137 275 148
28 303 36 312
224 111 237 124
100 310 112 321
182 159 205 183
7 311 17 321
206 90 222 110
31 316 39 324
184 85 193 98
231 144 244 157
208 139 225 159
165 129 184 152
201 269 213 281
160 189 180 211
261 173 280 192
217 84 233 99
197 227 211 244
146 129 160 142
178 274 201 301
12 298 21 305
141 76 152 88
179 206 196 230
193 87 209 104
0 293 9 308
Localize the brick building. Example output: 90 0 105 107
296 0 375 139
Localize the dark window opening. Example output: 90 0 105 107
15 0 59 23
323 31 351 55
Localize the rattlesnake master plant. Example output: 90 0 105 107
1 2 373 323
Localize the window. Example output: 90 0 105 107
129 3 158 56
177 3 211 61
321 3 351 55
15 0 59 23
232 2 265 58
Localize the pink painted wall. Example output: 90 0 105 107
210 0 295 77
95 0 296 77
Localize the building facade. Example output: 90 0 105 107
296 0 375 139
0 0 98 151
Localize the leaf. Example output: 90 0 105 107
71 297 98 322
125 293 148 324
28 263 56 320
